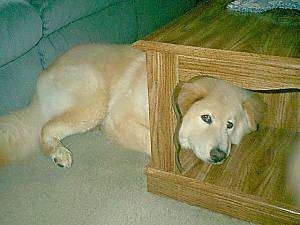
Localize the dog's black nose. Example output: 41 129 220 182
210 148 226 163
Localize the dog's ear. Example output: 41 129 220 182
242 94 266 132
230 93 265 145
177 81 208 115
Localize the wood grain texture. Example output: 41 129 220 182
178 55 300 90
260 92 298 130
134 0 300 224
146 166 300 225
134 42 300 90
180 128 297 204
139 0 300 58
145 51 178 172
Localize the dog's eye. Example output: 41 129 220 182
227 121 234 129
201 115 212 124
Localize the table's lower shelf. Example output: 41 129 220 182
146 167 299 225
146 128 300 224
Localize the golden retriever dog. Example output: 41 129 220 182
0 44 264 168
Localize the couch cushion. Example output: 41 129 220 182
0 46 42 115
0 0 42 66
29 0 123 36
37 0 138 68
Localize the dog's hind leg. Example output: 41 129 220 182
40 94 107 168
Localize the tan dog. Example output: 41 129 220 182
0 44 264 168
177 77 264 163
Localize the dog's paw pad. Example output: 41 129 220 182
51 146 73 168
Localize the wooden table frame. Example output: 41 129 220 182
134 41 299 224
134 1 300 224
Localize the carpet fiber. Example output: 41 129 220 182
0 129 254 225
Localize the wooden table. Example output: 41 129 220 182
134 1 300 224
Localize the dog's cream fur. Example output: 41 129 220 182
177 77 264 163
0 44 264 168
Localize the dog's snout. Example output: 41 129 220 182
210 148 226 163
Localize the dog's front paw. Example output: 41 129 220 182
51 146 73 168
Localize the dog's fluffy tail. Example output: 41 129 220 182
0 96 46 166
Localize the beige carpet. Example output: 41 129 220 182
0 129 254 225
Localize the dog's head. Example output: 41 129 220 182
177 77 265 164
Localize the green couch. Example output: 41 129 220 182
0 0 198 115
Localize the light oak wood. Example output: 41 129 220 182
134 42 300 91
145 51 178 172
146 166 300 225
134 0 300 224
139 0 299 58
179 128 296 203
